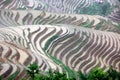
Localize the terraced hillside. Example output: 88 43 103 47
0 0 106 13
0 0 120 79
1 0 120 23
0 25 120 79
0 10 120 33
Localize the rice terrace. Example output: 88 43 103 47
0 0 120 80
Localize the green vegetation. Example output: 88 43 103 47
95 19 104 30
0 76 2 80
3 0 12 5
79 68 120 80
7 71 19 80
79 68 108 80
26 62 74 80
43 49 78 79
27 63 39 79
26 63 120 80
0 63 120 80
76 1 114 16
44 35 59 50
81 20 94 28
116 24 120 30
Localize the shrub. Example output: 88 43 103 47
26 62 74 80
79 67 120 80
88 68 108 80
0 63 120 80
107 67 120 80
27 62 39 79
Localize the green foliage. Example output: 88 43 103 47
77 1 113 16
26 62 74 80
78 71 88 80
27 62 39 80
88 68 108 80
81 20 94 28
0 76 2 80
26 63 120 80
21 78 27 80
95 20 104 30
79 68 120 80
0 63 120 80
107 67 120 80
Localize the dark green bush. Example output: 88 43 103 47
88 68 108 80
107 67 120 80
27 62 39 79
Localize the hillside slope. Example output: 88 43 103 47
0 25 120 79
